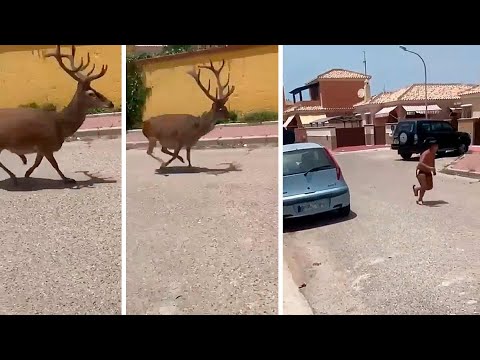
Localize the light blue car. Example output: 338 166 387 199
283 142 351 219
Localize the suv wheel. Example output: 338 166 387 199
458 143 468 155
400 152 412 160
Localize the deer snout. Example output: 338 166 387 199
105 101 114 109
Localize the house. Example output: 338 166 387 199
354 83 475 127
284 69 371 127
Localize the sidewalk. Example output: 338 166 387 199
71 113 122 140
283 259 313 315
442 150 480 179
126 122 278 150
334 144 389 153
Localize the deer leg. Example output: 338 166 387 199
44 152 76 183
186 147 192 167
25 153 43 178
0 161 18 185
146 138 156 155
161 146 182 168
19 155 27 165
161 147 184 163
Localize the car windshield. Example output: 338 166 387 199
393 122 414 135
283 147 334 176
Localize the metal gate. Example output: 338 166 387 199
374 126 386 145
336 127 365 148
474 121 480 145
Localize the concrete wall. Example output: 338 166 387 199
319 79 365 109
138 45 278 120
306 127 337 149
0 45 121 109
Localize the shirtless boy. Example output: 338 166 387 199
413 137 438 205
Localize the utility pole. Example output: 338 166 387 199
363 51 367 75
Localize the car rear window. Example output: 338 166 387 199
394 122 414 135
283 148 334 176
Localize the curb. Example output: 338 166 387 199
283 259 313 315
441 167 480 180
68 127 122 141
85 112 121 118
126 135 278 150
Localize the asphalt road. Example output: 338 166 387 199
0 138 121 314
127 145 278 314
284 149 480 315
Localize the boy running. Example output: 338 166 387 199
413 137 438 205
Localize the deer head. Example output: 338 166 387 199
44 45 114 110
187 59 235 122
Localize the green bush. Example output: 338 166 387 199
87 106 122 115
19 102 57 111
126 54 152 130
241 111 278 123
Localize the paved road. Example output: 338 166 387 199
0 139 121 314
127 145 278 314
284 149 480 315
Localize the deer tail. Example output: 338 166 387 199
142 120 151 139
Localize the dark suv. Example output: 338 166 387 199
391 119 471 160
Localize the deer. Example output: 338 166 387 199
142 59 235 168
0 45 114 185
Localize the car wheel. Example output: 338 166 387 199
339 205 350 217
458 143 468 155
400 152 412 160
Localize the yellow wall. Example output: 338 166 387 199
139 45 278 119
0 45 121 109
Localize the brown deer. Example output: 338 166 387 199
142 59 235 168
0 45 113 185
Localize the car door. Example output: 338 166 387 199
439 121 456 149
428 121 445 150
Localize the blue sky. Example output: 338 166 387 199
283 45 480 100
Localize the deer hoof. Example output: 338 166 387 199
64 177 77 184
178 156 185 163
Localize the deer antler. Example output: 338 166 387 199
44 45 108 84
188 59 235 102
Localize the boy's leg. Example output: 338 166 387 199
416 173 428 204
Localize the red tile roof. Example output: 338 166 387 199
460 85 480 96
355 83 477 106
306 68 371 84
284 105 354 114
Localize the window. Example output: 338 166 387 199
420 122 431 133
440 122 453 132
283 148 334 176
430 122 443 132
462 105 472 118
393 122 414 135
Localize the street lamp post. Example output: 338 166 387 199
400 46 428 120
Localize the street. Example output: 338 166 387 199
0 138 121 314
126 145 278 314
284 148 480 315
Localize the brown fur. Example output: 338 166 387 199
0 45 113 185
143 59 235 168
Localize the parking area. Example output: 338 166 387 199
284 148 480 315
126 145 278 315
0 138 121 315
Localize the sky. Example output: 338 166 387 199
283 45 480 101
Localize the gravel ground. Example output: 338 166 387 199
0 138 121 314
284 149 480 315
127 145 278 315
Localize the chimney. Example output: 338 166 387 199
364 79 371 101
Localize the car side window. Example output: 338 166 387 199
440 122 453 132
430 122 443 131
420 123 431 133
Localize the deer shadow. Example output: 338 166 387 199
155 162 242 176
420 200 449 207
0 170 117 192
